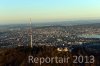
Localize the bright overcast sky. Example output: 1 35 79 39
0 0 100 24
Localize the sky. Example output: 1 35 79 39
0 0 100 24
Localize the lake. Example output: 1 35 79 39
78 34 100 38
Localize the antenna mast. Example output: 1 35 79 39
30 18 33 48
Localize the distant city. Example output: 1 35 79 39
0 21 100 47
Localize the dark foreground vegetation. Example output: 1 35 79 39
0 46 100 66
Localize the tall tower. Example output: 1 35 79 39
30 18 33 48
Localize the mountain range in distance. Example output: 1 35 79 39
0 19 100 28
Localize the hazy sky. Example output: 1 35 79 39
0 0 100 24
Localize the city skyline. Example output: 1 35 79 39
0 0 100 24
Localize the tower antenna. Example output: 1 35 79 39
30 18 33 48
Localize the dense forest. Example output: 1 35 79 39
0 46 100 66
